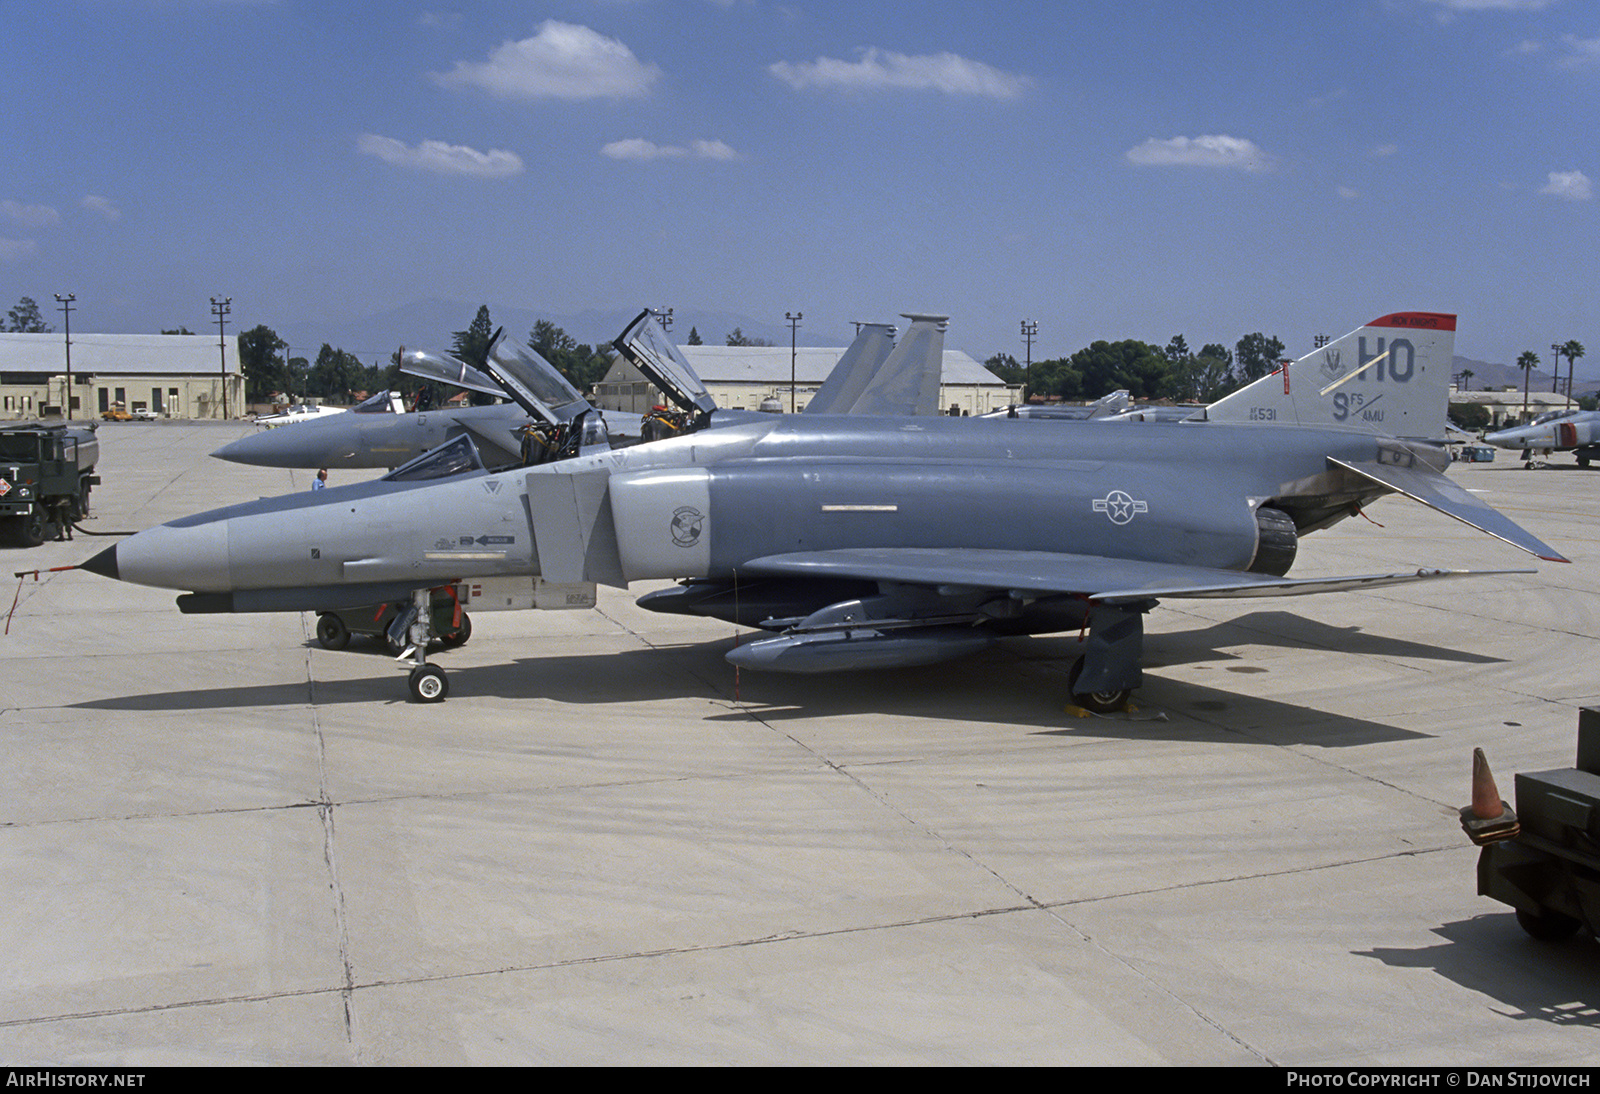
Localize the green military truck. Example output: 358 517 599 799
0 423 100 547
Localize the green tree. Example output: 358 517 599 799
4 297 51 333
1561 340 1586 403
725 327 772 347
1450 402 1490 430
307 345 368 401
161 326 195 335
531 319 615 392
451 305 494 369
1517 350 1540 423
1234 332 1286 383
237 324 289 401
1458 368 1474 393
686 326 703 346
1192 344 1235 402
1069 339 1171 400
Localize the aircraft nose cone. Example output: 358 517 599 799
212 430 291 467
80 543 119 581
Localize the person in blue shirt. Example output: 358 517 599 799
312 468 328 490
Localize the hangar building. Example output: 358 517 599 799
593 344 1019 416
0 332 244 419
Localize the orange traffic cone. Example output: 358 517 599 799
1460 747 1520 845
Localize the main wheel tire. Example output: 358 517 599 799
1516 907 1582 942
1069 659 1132 714
440 611 472 648
315 613 350 651
408 663 449 703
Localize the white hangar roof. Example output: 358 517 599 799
0 332 239 375
675 345 1003 385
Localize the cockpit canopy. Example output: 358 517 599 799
382 434 487 482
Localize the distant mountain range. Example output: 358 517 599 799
1451 354 1596 398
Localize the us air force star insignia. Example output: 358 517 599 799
670 506 704 547
1092 490 1148 525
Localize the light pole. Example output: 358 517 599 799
650 306 673 332
1020 319 1037 401
211 296 232 419
53 293 75 417
1552 343 1564 399
786 311 803 413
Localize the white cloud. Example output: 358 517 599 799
0 238 37 262
1557 34 1600 69
1372 143 1400 158
1422 0 1554 10
602 138 739 162
689 139 738 161
1541 170 1593 201
433 21 661 101
1125 135 1269 172
769 47 1029 99
81 195 121 222
1337 186 1360 200
356 134 523 179
2 200 60 228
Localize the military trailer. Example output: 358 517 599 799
0 423 99 547
1461 707 1600 941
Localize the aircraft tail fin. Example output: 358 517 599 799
837 313 946 417
805 322 897 416
1203 313 1456 439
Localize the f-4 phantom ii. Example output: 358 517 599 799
1483 409 1600 468
81 311 1564 709
211 314 950 470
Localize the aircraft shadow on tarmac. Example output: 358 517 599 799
70 624 1451 745
1145 609 1504 668
1358 915 1600 1027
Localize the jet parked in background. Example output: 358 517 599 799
1483 409 1600 468
212 315 948 470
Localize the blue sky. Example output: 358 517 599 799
3 0 1595 371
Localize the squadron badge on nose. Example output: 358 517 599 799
670 506 704 547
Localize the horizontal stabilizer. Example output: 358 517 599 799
741 547 1533 603
1331 457 1569 562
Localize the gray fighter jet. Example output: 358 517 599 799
1483 409 1600 468
82 311 1564 709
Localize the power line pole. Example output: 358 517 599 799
1552 342 1563 397
211 296 232 419
786 311 803 413
650 307 673 333
54 293 75 417
1020 319 1037 400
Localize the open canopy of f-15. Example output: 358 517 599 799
82 310 1566 709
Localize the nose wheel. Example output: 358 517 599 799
408 663 449 703
395 587 452 702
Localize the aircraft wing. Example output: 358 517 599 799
1330 457 1569 562
740 547 1532 603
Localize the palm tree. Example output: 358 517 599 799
1518 350 1540 423
1561 340 1586 406
1459 368 1474 392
